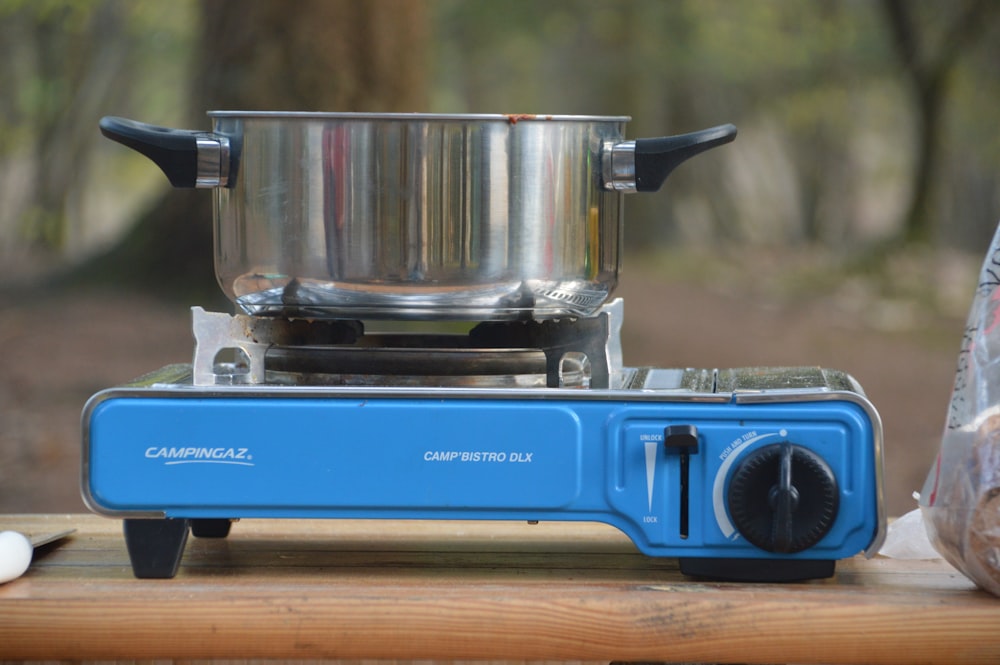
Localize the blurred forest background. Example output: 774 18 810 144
1 0 1000 518
3 0 1000 285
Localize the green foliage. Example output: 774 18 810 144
431 0 1000 253
2 0 1000 261
0 0 195 252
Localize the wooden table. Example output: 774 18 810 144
1 514 998 664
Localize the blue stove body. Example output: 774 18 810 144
83 363 885 580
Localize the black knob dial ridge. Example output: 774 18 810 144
726 443 839 554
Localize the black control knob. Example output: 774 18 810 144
726 443 839 553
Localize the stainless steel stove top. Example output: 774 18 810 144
82 299 886 582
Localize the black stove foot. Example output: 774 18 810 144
123 518 190 579
679 557 835 582
191 518 233 538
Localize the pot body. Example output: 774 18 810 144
100 112 736 321
211 112 628 320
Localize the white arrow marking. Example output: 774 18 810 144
644 440 657 512
712 430 784 538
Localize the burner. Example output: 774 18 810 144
190 302 624 389
84 298 885 582
267 344 547 377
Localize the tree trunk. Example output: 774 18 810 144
880 0 996 247
67 0 427 303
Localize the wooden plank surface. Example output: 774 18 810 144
1 514 998 664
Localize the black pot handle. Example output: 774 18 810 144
634 123 736 192
99 116 232 188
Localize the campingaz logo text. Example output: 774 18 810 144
144 446 254 467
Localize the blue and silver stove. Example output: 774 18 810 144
82 300 885 580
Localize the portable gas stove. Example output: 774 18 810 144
82 298 885 580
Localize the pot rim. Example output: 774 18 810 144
206 110 632 123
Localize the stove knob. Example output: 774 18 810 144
726 443 839 553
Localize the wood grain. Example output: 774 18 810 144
0 514 997 664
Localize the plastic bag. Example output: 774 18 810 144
920 223 1000 596
879 503 941 559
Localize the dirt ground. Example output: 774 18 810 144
0 259 968 519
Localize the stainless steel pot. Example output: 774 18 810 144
100 112 735 320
